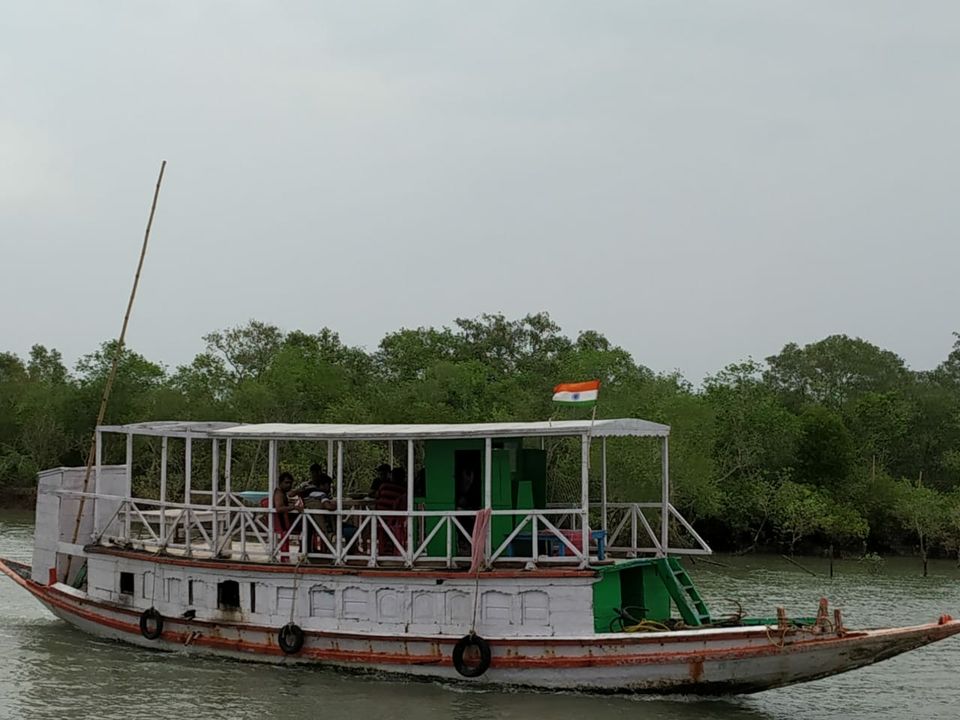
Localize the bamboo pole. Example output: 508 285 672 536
63 161 166 582
781 553 819 577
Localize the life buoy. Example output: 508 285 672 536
452 633 491 677
139 608 164 640
278 622 305 654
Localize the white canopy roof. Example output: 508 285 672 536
98 421 240 437
100 418 669 440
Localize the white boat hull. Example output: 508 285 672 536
4 557 958 694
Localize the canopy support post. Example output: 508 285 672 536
159 435 167 546
267 439 277 560
184 434 192 504
406 440 414 566
211 439 219 553
601 437 607 536
581 434 589 567
660 435 670 557
124 433 133 540
484 437 492 561
184 434 193 555
335 441 344 565
93 430 102 538
223 437 231 557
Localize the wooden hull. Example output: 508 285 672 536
3 557 959 694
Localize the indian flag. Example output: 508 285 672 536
552 380 600 406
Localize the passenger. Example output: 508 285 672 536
375 467 408 556
295 463 335 508
272 472 300 562
295 465 335 554
375 467 408 510
294 464 359 555
273 472 300 517
371 463 392 496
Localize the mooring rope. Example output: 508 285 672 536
468 508 492 633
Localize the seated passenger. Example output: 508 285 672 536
375 467 408 556
272 472 300 562
371 463 391 497
273 472 300 519
295 464 336 553
375 467 408 510
295 463 335 510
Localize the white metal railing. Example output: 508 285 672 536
59 490 709 567
59 490 605 567
603 502 712 556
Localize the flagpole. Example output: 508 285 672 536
586 403 597 468
553 379 600 562
584 401 599 562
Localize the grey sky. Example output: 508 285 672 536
3 1 958 384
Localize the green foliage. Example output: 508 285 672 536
820 503 869 547
2 316 960 558
773 480 829 554
795 405 855 490
895 479 946 543
765 335 908 410
704 361 800 482
846 391 911 471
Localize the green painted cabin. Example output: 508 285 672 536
416 439 547 556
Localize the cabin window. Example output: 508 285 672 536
218 580 241 610
250 583 257 613
188 580 194 605
119 572 134 595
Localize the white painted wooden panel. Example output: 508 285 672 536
309 585 336 618
520 590 550 625
341 586 369 619
481 590 514 626
376 588 405 623
276 586 295 616
165 577 181 604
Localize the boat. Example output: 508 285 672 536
1 417 957 694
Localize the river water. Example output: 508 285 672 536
1 511 958 720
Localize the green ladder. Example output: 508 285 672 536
657 557 711 626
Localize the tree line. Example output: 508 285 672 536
2 313 959 560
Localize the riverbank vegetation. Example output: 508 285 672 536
2 314 959 559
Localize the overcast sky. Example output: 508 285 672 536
2 2 958 384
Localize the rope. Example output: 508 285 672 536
765 624 789 649
468 508 492 634
150 563 159 608
623 619 672 633
289 553 307 624
469 571 482 635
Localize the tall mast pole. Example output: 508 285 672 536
63 161 167 582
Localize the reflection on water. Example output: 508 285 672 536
2 512 958 720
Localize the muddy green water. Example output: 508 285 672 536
1 511 958 720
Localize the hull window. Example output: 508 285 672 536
218 580 241 610
120 572 134 596
250 583 257 613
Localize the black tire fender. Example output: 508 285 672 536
278 622 305 654
452 633 491 677
139 608 164 640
